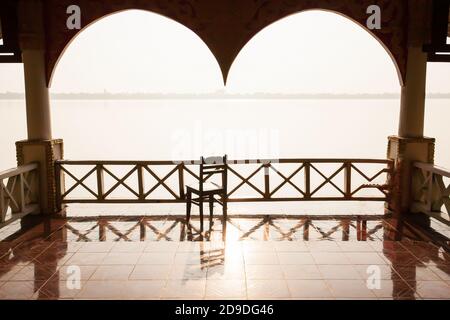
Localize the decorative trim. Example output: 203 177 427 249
15 139 64 214
386 135 436 214
387 135 435 163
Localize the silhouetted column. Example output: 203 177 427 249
398 47 428 138
22 49 52 140
15 0 64 215
388 0 435 219
18 0 52 140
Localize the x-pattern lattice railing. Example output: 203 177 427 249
55 159 393 207
413 162 450 225
0 163 39 227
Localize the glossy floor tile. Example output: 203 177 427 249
287 280 333 298
0 213 448 300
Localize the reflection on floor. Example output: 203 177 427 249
0 214 449 300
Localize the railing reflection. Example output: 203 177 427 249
0 214 448 300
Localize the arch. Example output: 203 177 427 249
43 0 408 86
227 9 403 88
48 9 223 87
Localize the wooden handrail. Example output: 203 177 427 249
56 158 392 165
414 162 450 178
0 163 38 180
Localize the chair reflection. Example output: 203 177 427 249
0 214 448 300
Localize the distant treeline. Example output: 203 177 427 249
1 92 450 100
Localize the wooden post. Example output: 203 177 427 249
178 163 185 200
0 181 5 222
304 162 311 199
137 164 145 201
19 173 25 212
96 164 104 201
427 171 434 213
344 162 352 199
264 163 270 199
55 163 62 211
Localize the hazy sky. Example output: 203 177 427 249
0 10 449 94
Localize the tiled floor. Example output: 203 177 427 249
0 213 449 300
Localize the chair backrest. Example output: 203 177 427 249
199 155 228 193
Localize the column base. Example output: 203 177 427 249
16 139 64 215
387 136 435 216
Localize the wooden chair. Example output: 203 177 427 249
186 155 228 231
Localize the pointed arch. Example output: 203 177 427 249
226 9 403 87
47 9 223 87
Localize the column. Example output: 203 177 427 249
387 0 435 219
398 47 428 138
16 0 64 215
22 49 52 140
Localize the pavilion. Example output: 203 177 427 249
0 0 449 222
0 0 449 301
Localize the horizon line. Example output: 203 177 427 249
2 92 450 100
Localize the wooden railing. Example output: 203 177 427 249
0 163 40 227
55 159 393 207
412 162 450 225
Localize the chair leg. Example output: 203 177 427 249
186 191 192 224
222 197 227 242
223 197 227 220
199 196 204 232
